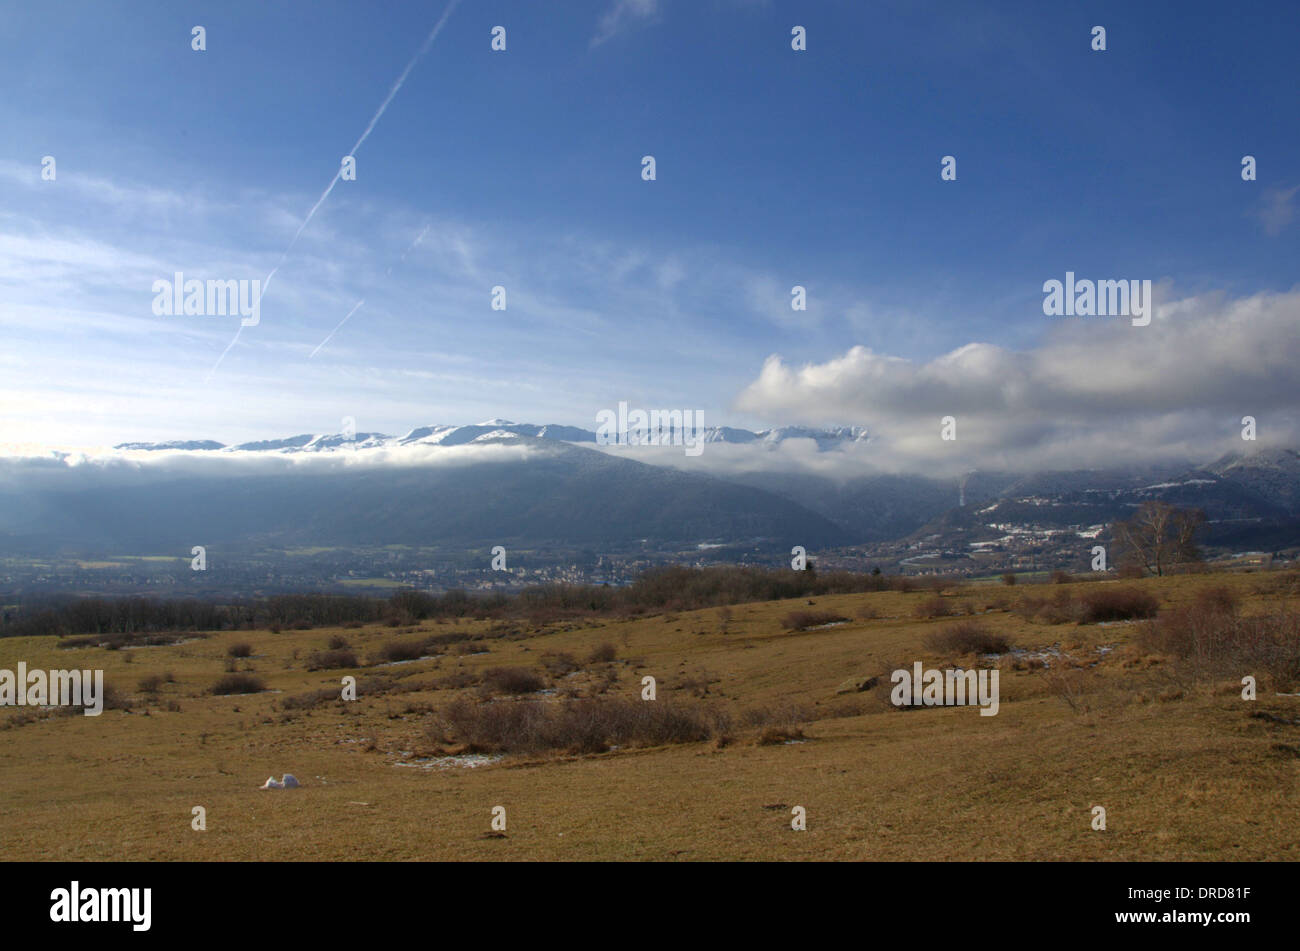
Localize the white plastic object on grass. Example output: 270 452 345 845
259 773 300 789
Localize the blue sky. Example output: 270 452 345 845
1 0 1297 458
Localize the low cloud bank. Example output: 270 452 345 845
731 288 1300 477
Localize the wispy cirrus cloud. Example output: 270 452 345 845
590 0 660 47
1252 184 1300 236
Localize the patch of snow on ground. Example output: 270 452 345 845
394 754 503 770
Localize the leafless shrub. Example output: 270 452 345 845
587 642 618 664
424 631 472 648
281 687 342 710
1014 590 1085 625
783 610 848 631
540 652 581 677
480 666 546 696
1078 587 1159 623
137 674 163 694
757 724 805 745
372 639 427 664
427 695 713 755
1045 667 1090 714
306 648 359 670
913 596 952 619
923 621 1011 655
210 674 265 695
436 670 480 690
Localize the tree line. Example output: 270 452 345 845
1 563 903 638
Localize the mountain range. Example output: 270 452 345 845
3 421 1297 563
113 420 873 454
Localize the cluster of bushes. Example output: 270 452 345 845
428 696 718 755
306 648 359 670
303 629 498 670
424 688 820 756
280 672 430 710
1015 586 1160 625
58 630 199 650
1139 588 1299 690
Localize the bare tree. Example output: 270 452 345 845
1112 501 1205 577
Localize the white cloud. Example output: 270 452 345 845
1253 184 1299 236
0 440 540 477
590 0 660 48
732 287 1300 475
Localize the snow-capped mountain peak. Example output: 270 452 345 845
113 420 871 455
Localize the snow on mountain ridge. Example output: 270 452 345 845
114 422 871 454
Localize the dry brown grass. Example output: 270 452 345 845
1 566 1298 859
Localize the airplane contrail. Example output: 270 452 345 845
206 0 462 381
310 222 430 358
310 299 366 359
388 223 432 275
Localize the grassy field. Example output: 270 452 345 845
2 569 1298 861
